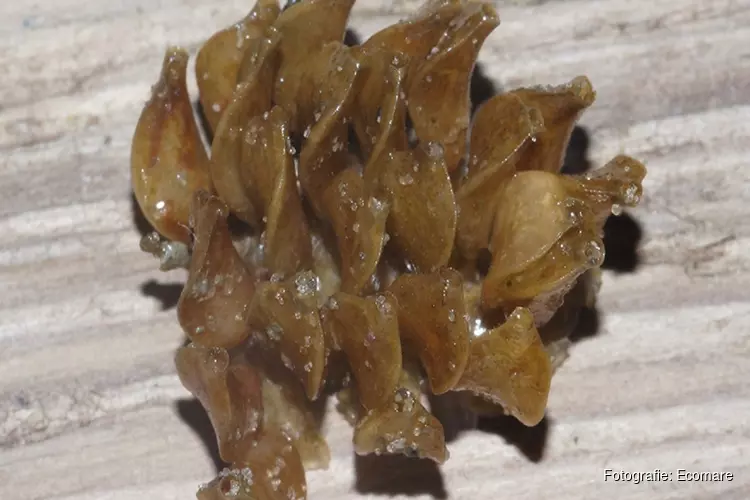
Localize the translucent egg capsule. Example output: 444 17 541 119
130 47 213 243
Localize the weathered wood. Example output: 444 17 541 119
1 0 749 498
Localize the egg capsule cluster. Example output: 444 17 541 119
130 0 646 498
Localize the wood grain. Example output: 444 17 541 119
1 1 749 499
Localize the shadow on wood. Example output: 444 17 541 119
344 28 361 47
569 305 600 343
428 391 478 443
476 415 551 463
175 398 226 473
561 126 591 175
602 213 643 273
429 392 550 462
140 279 182 310
471 62 499 115
130 190 153 238
354 453 447 499
194 98 214 146
562 126 644 274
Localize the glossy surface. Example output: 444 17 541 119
195 0 280 133
130 48 213 243
127 0 647 498
247 272 326 400
483 156 646 313
322 292 402 410
209 32 280 226
176 344 264 463
388 268 469 394
242 106 313 274
455 92 543 260
177 193 257 348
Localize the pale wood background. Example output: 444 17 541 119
1 0 749 499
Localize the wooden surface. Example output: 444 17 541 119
2 1 749 499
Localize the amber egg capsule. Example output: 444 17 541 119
130 47 213 243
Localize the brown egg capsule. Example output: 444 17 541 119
130 47 213 243
177 192 257 349
195 0 281 133
175 345 263 463
388 268 470 394
353 384 449 463
197 430 306 500
456 307 552 427
247 271 327 400
322 292 402 410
